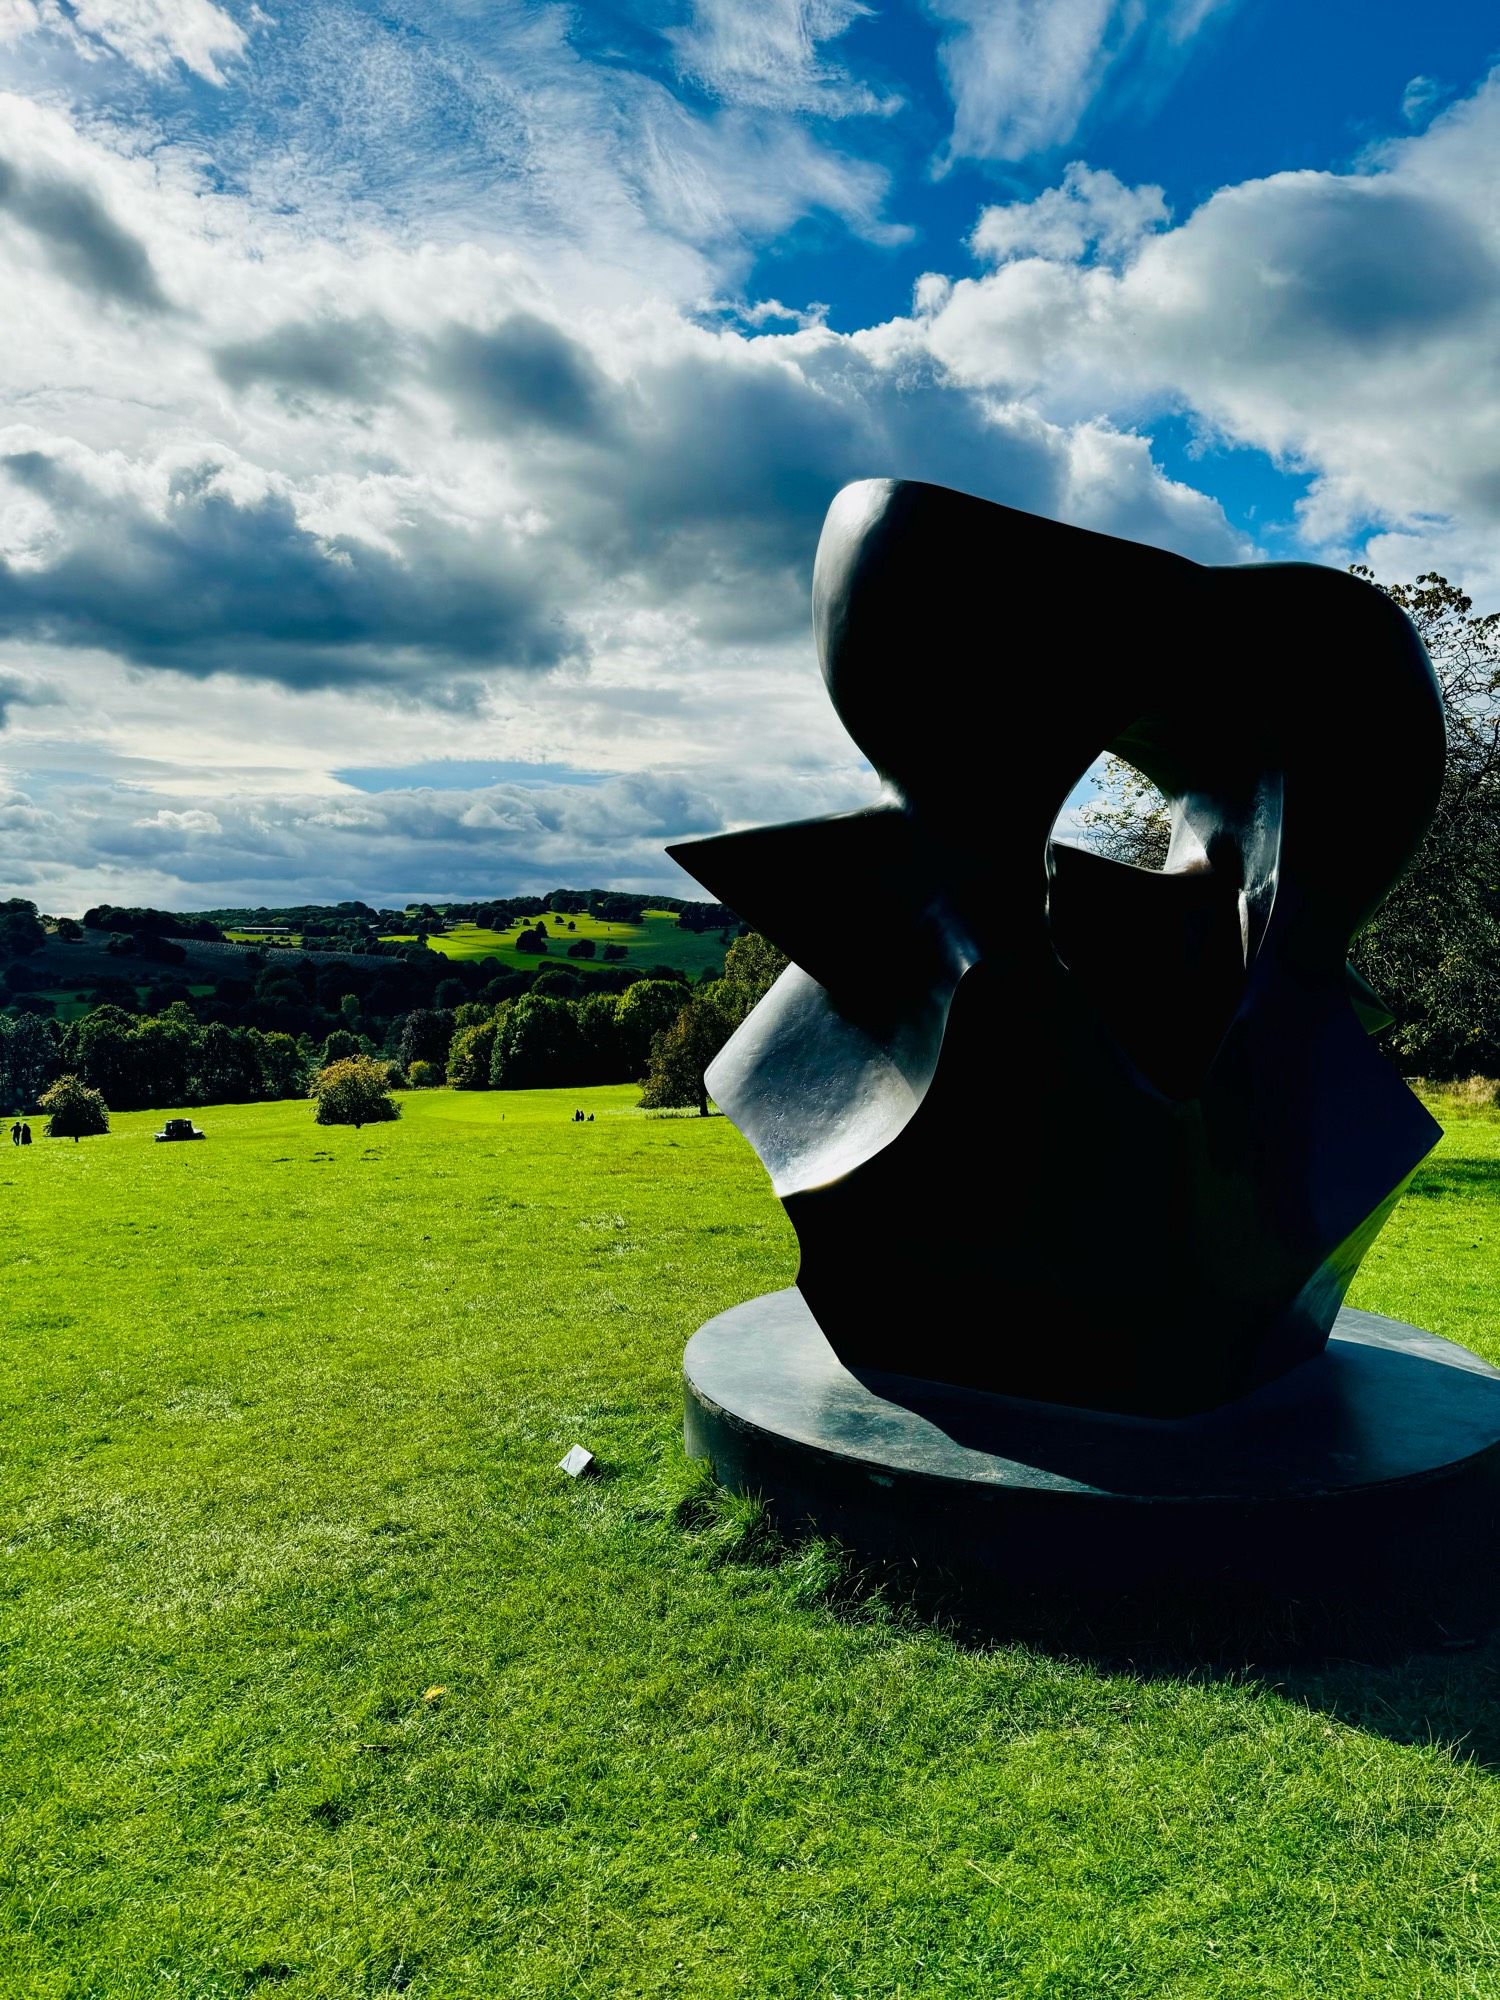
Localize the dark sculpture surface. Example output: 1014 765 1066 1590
671 478 1448 1419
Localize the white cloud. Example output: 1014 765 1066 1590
669 0 897 119
2 0 246 82
905 74 1500 585
971 161 1168 265
925 0 1234 165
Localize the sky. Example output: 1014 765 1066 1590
0 0 1497 912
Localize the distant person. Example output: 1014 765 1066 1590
587 1113 594 1123
20 1121 32 1146
9 1119 19 1146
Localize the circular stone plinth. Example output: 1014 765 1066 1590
683 1288 1500 1605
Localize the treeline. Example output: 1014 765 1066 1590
0 935 786 1114
81 905 224 942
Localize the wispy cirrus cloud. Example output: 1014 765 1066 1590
924 0 1237 165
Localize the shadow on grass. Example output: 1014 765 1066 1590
670 1461 1500 1770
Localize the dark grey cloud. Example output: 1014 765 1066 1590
213 317 401 402
430 313 616 439
0 155 170 311
0 455 580 696
1235 182 1498 350
0 671 54 729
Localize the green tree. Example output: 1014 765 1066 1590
254 1030 308 1100
615 979 690 1076
40 1073 110 1139
311 1056 400 1127
639 995 728 1116
489 995 586 1089
407 1059 441 1087
447 1018 500 1089
577 990 625 1081
72 1006 144 1106
397 1008 454 1075
0 1012 58 1109
131 1016 195 1107
717 932 789 1027
1349 570 1500 1076
0 899 45 961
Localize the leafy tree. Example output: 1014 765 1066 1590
408 1059 442 1087
1074 760 1172 869
255 1031 308 1100
321 1028 363 1066
717 932 789 1027
55 917 83 941
40 1073 109 1139
0 1012 59 1109
447 1018 500 1088
567 937 597 959
0 899 45 961
339 993 361 1029
192 1023 263 1105
639 996 728 1116
616 979 690 1076
311 1056 400 1127
489 995 586 1089
1350 570 1500 1076
71 1006 143 1105
397 1008 454 1074
530 966 585 1002
131 1016 195 1106
577 991 626 1081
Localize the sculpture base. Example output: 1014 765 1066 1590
683 1289 1500 1640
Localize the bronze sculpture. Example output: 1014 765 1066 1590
672 478 1447 1419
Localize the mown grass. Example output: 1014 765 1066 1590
6 1090 1500 1997
383 910 731 979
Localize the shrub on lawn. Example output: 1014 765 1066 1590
39 1073 110 1139
310 1056 400 1128
407 1059 442 1087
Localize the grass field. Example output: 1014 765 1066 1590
7 1091 1500 1997
383 910 732 980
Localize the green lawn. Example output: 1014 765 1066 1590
7 1091 1500 1997
385 910 732 979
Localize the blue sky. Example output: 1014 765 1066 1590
0 0 1496 909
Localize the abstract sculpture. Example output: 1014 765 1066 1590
672 478 1447 1418
674 480 1500 1618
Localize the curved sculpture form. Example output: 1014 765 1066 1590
671 479 1448 1418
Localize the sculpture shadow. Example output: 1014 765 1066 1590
758 1526 1500 1766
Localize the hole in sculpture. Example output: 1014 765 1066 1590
1051 750 1172 872
1047 748 1261 1100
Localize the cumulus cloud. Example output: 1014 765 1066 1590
0 150 170 309
5 1 1492 910
971 162 1168 266
910 77 1500 569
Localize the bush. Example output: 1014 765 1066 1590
407 1059 442 1087
40 1074 110 1139
310 1056 400 1128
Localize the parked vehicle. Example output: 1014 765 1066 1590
154 1118 205 1142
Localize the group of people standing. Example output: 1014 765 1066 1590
10 1118 32 1146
